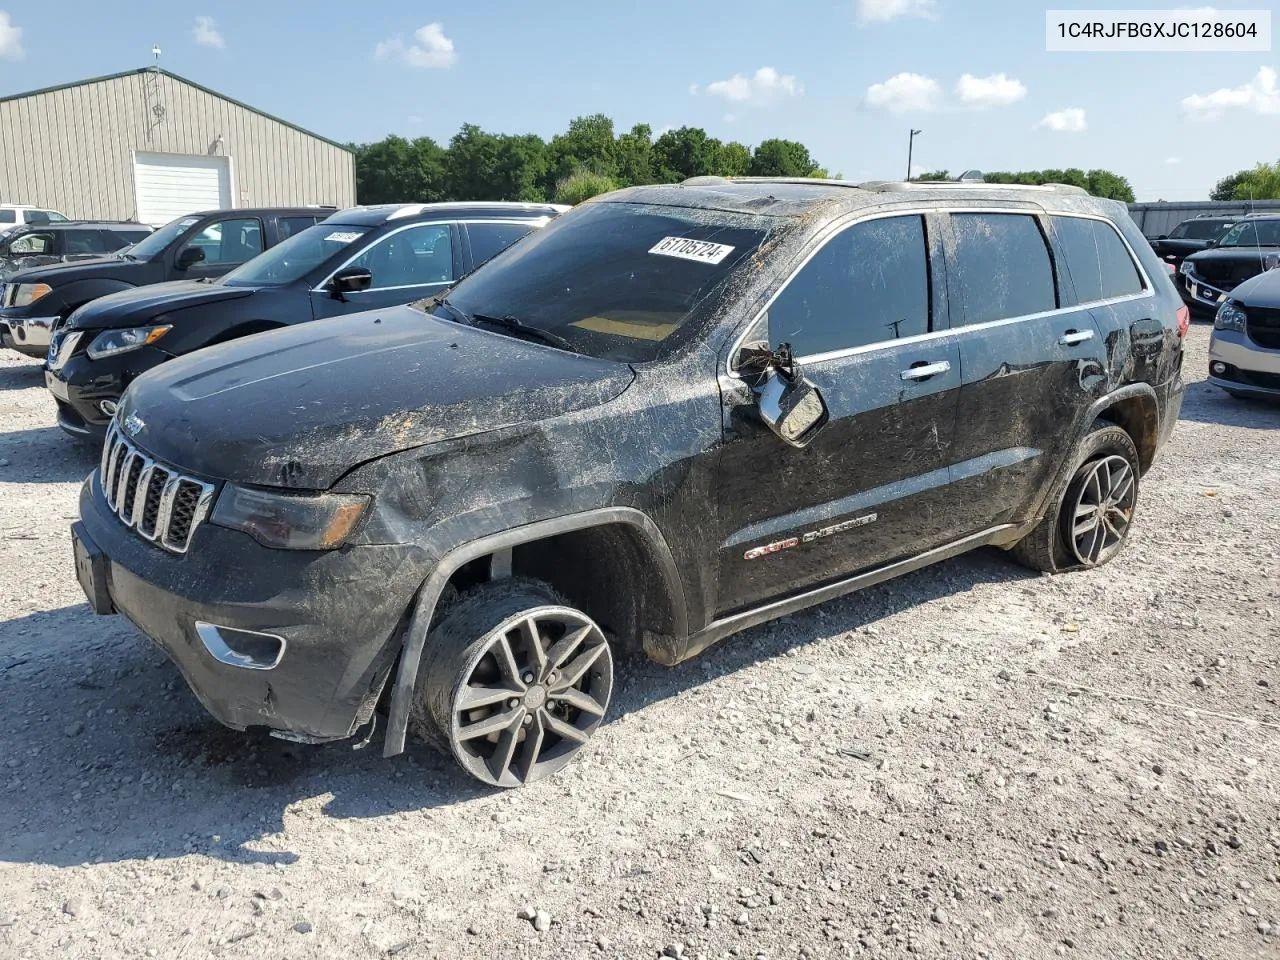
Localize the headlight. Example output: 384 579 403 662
210 485 370 550
1179 260 1195 277
85 324 172 360
12 282 52 307
1214 300 1248 332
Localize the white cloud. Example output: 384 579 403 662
866 72 942 112
1181 66 1279 120
702 67 802 107
955 73 1026 109
375 23 458 69
0 11 24 60
723 113 737 124
1166 156 1182 165
688 83 700 96
1036 107 1087 132
857 0 938 24
192 16 224 49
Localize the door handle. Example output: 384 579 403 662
1058 329 1095 346
900 360 952 381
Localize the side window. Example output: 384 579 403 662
468 222 535 267
9 232 53 254
179 218 264 265
949 213 1057 326
350 223 453 289
767 215 930 357
37 210 67 223
0 210 15 224
280 216 320 240
64 230 117 255
1052 216 1144 304
108 229 154 248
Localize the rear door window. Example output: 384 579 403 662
280 216 321 240
63 230 115 255
0 210 14 224
467 222 536 267
767 215 931 357
1052 216 1144 304
948 213 1057 326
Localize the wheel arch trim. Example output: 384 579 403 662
381 506 688 757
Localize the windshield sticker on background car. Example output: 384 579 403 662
648 236 736 265
178 218 200 229
325 231 363 243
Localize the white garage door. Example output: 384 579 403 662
133 152 232 227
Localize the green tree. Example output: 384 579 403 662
911 170 951 181
718 141 752 177
555 168 618 205
492 134 549 202
653 127 723 182
443 124 504 200
615 123 655 187
545 114 618 194
1085 169 1135 202
1229 161 1280 200
1210 170 1253 201
748 139 818 178
352 135 448 204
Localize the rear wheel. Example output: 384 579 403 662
411 579 614 788
1010 421 1140 574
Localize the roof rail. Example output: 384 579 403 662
681 176 865 189
859 180 1091 197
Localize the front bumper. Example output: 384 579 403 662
1180 274 1229 316
75 474 430 741
5 314 59 358
1209 328 1280 399
43 342 168 441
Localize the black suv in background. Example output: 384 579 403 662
1179 214 1280 315
45 202 565 439
72 179 1186 789
1 221 154 352
1148 214 1237 272
0 207 331 360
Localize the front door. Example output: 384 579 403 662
173 216 265 281
713 213 964 616
311 222 458 320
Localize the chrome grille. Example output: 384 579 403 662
99 423 216 553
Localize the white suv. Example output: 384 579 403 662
0 204 69 237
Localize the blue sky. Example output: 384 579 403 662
0 1 1275 200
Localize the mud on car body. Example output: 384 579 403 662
44 202 564 441
73 178 1187 788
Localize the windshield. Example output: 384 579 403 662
127 216 203 259
1173 219 1233 241
221 223 373 287
427 203 771 362
1217 219 1280 248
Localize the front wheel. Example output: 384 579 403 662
1009 421 1140 574
412 579 614 788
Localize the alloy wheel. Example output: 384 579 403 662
1067 454 1136 567
446 607 613 788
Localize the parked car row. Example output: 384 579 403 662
1149 212 1280 321
54 179 1193 789
0 202 69 238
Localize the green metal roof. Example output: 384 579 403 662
0 67 353 154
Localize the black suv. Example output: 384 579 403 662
0 207 331 360
1147 214 1237 272
1179 214 1280 316
71 179 1187 788
44 202 565 440
0 221 154 353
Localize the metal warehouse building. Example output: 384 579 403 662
0 67 354 226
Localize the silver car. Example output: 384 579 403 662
1209 264 1280 401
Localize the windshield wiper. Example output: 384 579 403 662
470 313 576 352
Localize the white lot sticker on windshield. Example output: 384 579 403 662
179 218 199 228
649 236 735 265
324 231 363 243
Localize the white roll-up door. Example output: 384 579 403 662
133 152 232 227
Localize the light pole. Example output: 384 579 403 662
906 129 922 181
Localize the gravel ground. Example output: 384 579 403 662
0 324 1277 960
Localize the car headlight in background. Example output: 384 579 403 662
210 485 370 550
85 324 172 360
1214 300 1248 333
1178 260 1196 277
12 282 52 307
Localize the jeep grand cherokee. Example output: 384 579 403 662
71 178 1187 788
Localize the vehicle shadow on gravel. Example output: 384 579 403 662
0 358 43 391
1178 378 1280 428
0 426 98 483
0 547 1034 870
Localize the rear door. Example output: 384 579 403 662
713 212 964 614
941 209 1108 532
310 221 459 320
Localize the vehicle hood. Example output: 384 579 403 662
68 280 255 330
1186 246 1278 267
5 255 130 288
117 305 636 489
1228 268 1280 308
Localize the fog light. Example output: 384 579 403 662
99 399 118 416
1211 362 1227 375
195 622 286 670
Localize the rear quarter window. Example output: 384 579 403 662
1052 216 1145 304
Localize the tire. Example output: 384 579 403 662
410 578 614 788
1010 420 1140 574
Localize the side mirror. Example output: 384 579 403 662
330 266 373 300
754 365 829 448
1204 238 1218 248
1156 234 1168 241
176 246 205 269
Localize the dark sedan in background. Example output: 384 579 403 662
45 201 566 439
1179 215 1280 317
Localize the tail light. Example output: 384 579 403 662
1176 304 1189 338
1165 262 1176 276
